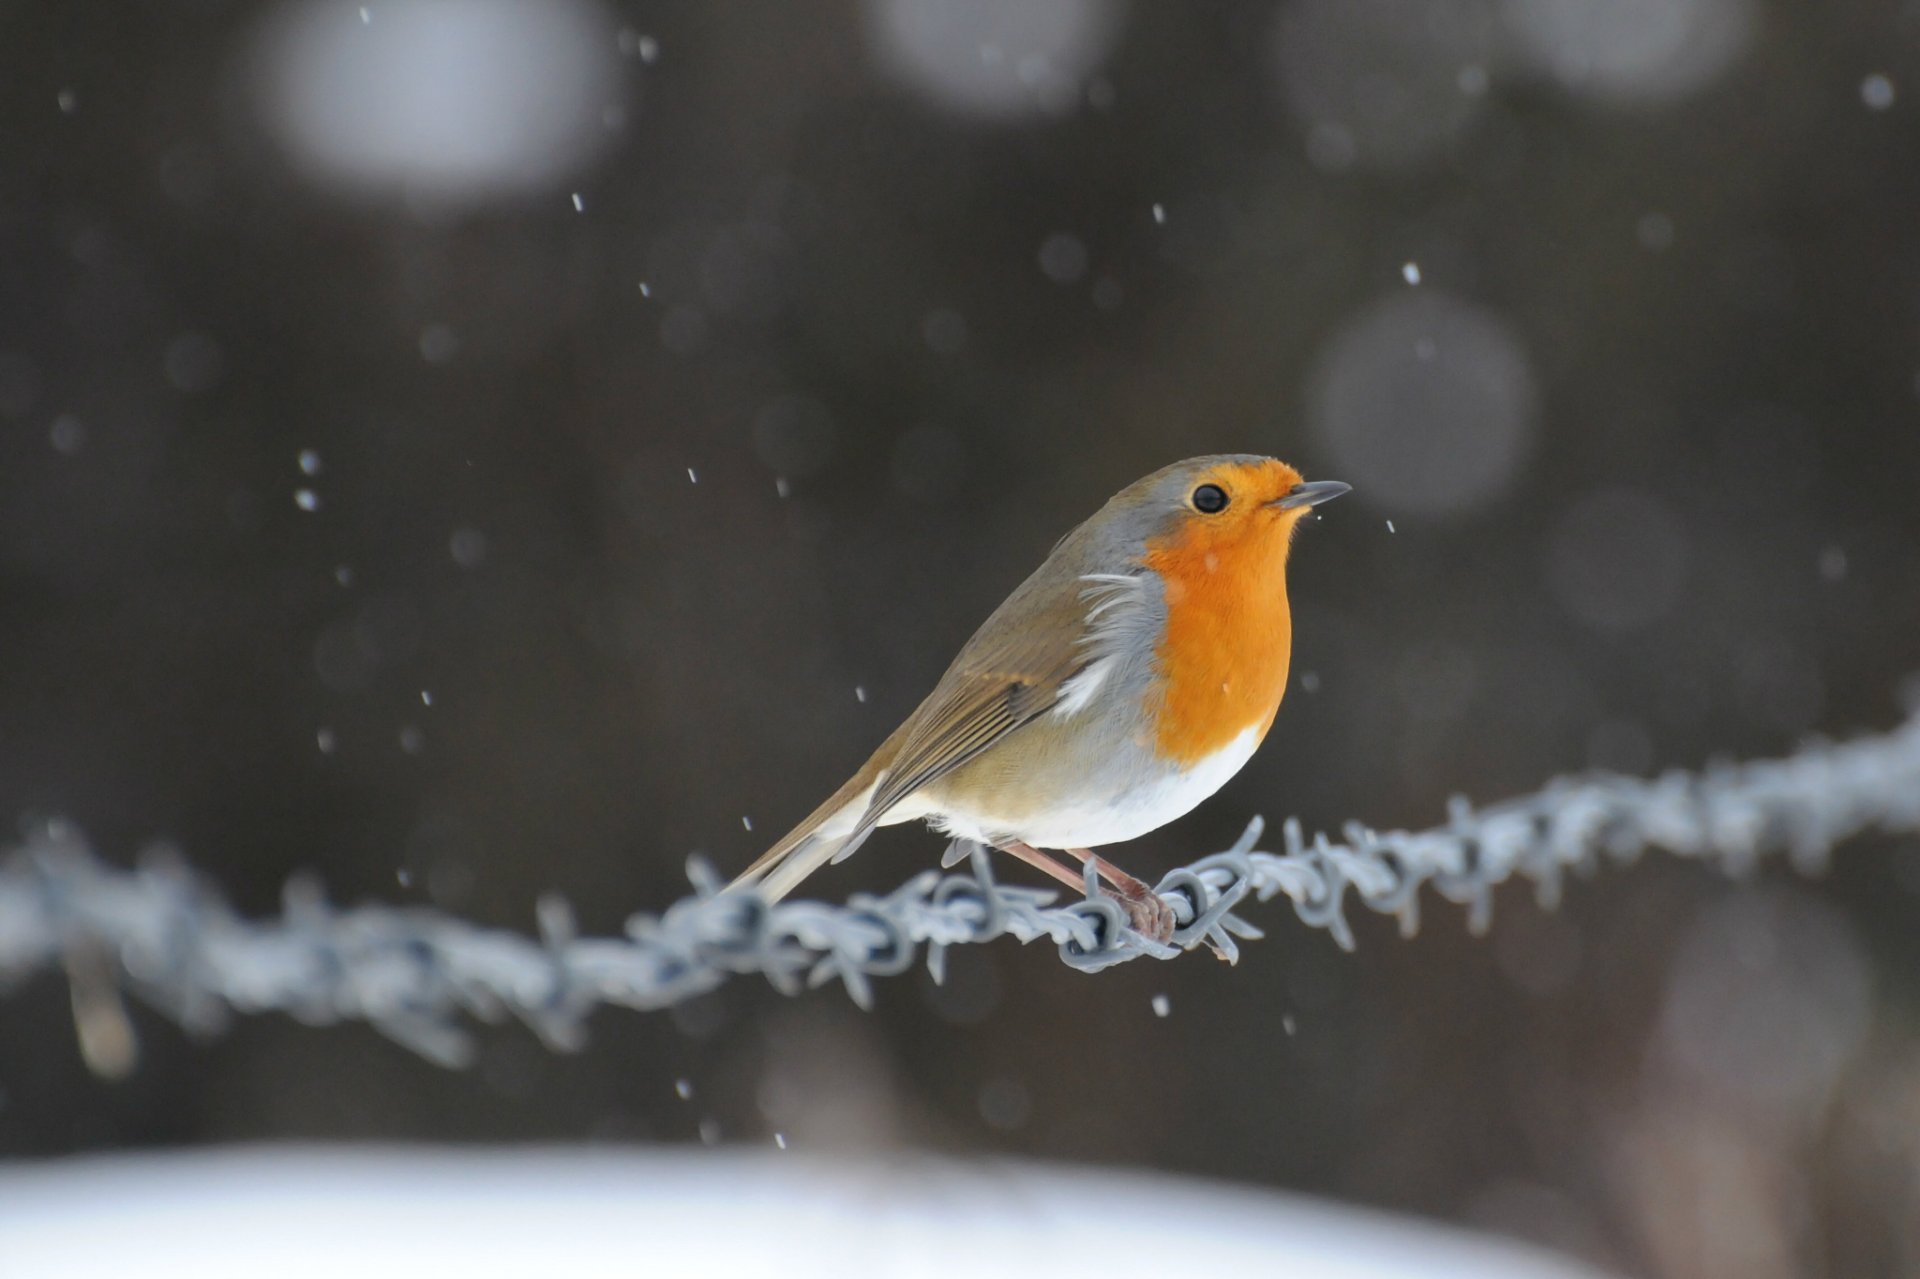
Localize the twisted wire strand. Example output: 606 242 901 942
2 705 1917 1069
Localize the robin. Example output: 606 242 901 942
732 455 1348 941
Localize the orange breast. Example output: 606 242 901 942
1140 513 1296 766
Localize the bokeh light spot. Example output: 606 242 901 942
248 0 622 205
1660 892 1871 1112
1546 487 1690 633
862 0 1124 121
1503 0 1753 104
1308 291 1537 518
1272 0 1500 172
752 395 839 480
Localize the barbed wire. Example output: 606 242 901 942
3 703 1918 1072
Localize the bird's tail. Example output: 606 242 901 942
731 757 888 902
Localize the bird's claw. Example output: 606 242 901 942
1107 886 1176 944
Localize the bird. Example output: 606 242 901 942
731 454 1348 941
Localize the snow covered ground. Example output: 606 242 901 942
0 1147 1612 1278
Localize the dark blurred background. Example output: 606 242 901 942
3 0 1919 1274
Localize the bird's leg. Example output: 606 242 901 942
992 841 1176 945
1062 848 1175 944
990 839 1089 893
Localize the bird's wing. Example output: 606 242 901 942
852 571 1150 836
857 668 1061 820
735 566 1154 902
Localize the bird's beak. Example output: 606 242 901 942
1273 480 1351 510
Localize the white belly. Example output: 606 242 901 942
923 724 1265 851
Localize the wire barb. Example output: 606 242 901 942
4 706 1919 1069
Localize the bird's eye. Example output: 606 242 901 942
1191 483 1229 514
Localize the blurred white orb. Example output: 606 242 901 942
862 0 1124 120
1503 0 1753 104
1660 892 1871 1113
1546 488 1690 632
891 423 970 503
1271 0 1500 172
248 0 621 204
1860 73 1896 111
752 395 838 479
1308 291 1536 518
1037 232 1089 283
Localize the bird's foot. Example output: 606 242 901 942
1094 853 1233 960
1075 852 1176 944
1105 883 1175 943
